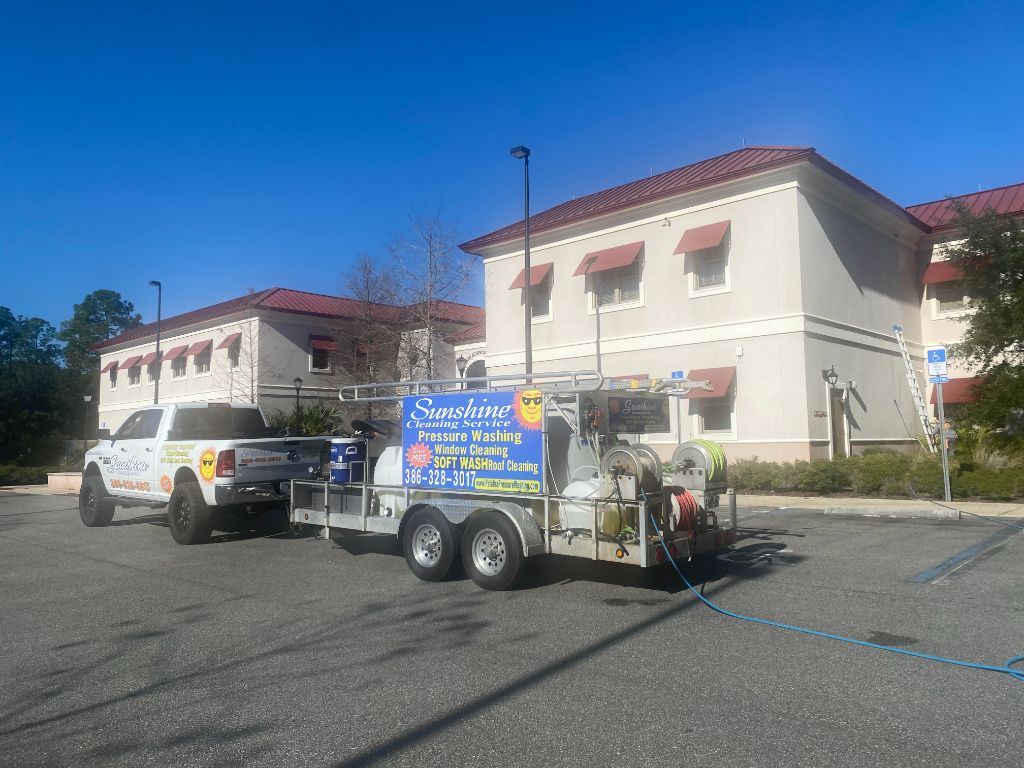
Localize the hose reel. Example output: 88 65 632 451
669 439 728 488
600 443 663 493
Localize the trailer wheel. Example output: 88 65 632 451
167 482 213 545
402 508 458 582
79 476 115 527
462 511 522 591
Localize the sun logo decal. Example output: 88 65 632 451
199 448 216 481
405 442 433 469
513 389 544 430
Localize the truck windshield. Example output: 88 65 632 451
171 407 272 440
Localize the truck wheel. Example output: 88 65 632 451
401 507 458 582
79 476 115 527
462 511 523 591
167 483 213 545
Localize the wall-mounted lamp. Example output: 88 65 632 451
824 366 839 388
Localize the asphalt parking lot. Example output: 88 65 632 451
1 490 1022 768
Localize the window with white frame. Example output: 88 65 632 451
128 366 141 386
594 262 641 308
227 340 240 370
932 281 969 314
698 399 733 433
530 275 552 319
171 357 187 379
691 245 729 295
309 336 334 373
109 367 118 390
194 348 212 375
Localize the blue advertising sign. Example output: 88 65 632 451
401 391 544 494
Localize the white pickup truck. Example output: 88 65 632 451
80 402 328 544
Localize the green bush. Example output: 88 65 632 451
954 467 1024 500
729 458 776 492
851 451 911 495
906 457 944 498
0 465 61 486
797 458 853 494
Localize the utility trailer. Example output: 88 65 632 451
289 371 737 590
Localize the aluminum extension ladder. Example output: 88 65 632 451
893 325 937 453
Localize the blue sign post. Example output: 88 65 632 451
401 391 544 494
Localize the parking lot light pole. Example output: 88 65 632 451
510 145 532 376
149 280 162 404
83 394 92 451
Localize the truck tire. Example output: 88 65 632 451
79 476 115 527
461 511 523 591
401 507 458 582
167 482 213 545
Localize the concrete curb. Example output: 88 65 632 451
824 505 960 520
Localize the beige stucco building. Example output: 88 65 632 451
93 288 484 431
461 147 1023 461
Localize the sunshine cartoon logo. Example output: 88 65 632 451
405 442 433 469
199 448 217 481
513 389 544 431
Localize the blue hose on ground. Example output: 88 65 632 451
651 513 1024 683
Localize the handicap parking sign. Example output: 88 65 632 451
926 346 948 377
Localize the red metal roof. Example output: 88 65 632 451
161 345 188 362
450 321 485 344
682 366 736 399
461 147 925 254
185 340 212 357
907 182 1024 231
674 220 730 254
216 332 241 349
99 360 118 373
930 377 984 404
91 287 483 351
923 261 963 284
573 242 643 277
509 262 554 290
119 355 142 370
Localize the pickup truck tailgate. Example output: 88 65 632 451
231 438 328 484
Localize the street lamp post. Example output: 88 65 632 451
293 377 303 417
510 145 532 376
149 280 162 404
456 354 467 391
83 394 92 452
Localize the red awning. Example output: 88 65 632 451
674 221 730 254
100 360 119 373
509 262 554 290
119 355 142 370
923 261 963 284
185 339 212 357
573 241 643 276
930 376 984 404
310 335 337 351
682 366 736 399
161 345 188 362
139 352 158 366
217 332 242 349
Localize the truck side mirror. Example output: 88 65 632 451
96 428 111 440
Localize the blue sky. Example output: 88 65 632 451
1 0 1021 329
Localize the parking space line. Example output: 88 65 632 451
909 529 1021 584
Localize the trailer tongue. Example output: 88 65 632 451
289 371 736 590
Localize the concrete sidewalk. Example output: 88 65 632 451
738 493 1024 521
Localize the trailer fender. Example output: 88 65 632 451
401 498 543 558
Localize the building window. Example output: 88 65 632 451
698 400 733 433
531 276 552 319
690 245 729 296
128 366 141 386
595 262 641 308
109 368 118 390
171 358 187 379
309 336 336 373
194 348 212 375
933 281 969 314
147 362 159 383
227 341 240 370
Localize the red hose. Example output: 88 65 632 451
674 490 698 540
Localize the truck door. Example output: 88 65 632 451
104 409 162 500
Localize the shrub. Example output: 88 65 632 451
0 465 62 486
906 457 944 498
852 452 912 495
729 458 776 492
797 459 853 494
954 467 1024 500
